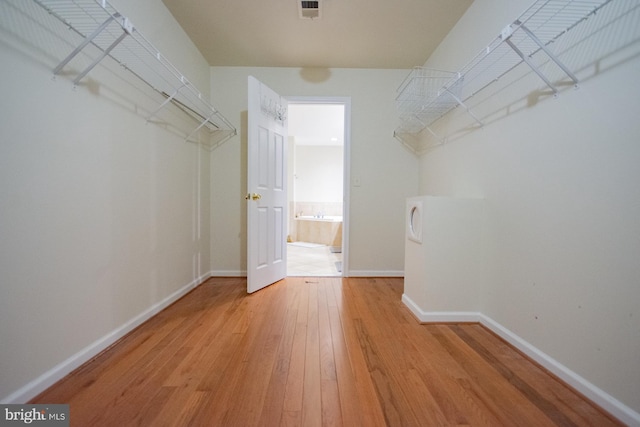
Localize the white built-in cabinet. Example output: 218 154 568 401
403 196 486 321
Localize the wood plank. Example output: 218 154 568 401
258 279 302 426
222 282 292 426
331 280 389 427
341 278 412 426
317 279 342 426
461 324 622 427
326 280 365 427
432 324 558 426
186 281 282 426
29 277 624 426
302 281 322 427
282 277 310 414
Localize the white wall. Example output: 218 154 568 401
417 0 640 419
0 0 213 402
210 67 419 276
294 145 343 204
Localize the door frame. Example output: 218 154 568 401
286 96 351 277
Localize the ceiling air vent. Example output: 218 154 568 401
299 0 321 19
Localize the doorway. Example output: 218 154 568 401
286 97 350 277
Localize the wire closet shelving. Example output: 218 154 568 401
394 0 614 154
32 0 236 146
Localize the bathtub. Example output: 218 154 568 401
293 216 343 246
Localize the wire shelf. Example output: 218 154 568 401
394 0 614 148
396 68 459 116
395 67 462 139
31 0 236 144
453 0 614 102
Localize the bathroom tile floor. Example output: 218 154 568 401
287 242 342 276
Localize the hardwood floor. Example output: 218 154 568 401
31 277 622 426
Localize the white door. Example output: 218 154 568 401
247 76 288 293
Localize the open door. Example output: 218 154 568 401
247 76 288 293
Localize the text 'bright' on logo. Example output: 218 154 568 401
1 404 69 426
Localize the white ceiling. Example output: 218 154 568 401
161 0 474 69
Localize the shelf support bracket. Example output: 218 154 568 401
185 111 217 142
73 31 128 85
425 126 446 145
444 88 484 127
505 38 558 95
409 114 446 145
53 14 119 76
516 21 579 87
207 131 237 151
393 132 421 155
147 83 187 122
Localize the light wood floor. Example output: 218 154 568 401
32 277 622 426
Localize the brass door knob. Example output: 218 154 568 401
245 193 262 201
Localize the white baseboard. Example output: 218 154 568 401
1 273 210 404
210 270 246 277
401 294 480 322
348 270 404 277
401 294 640 426
209 270 405 278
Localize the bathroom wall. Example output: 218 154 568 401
294 145 343 206
417 0 640 419
289 143 343 242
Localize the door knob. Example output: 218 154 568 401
245 193 262 201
